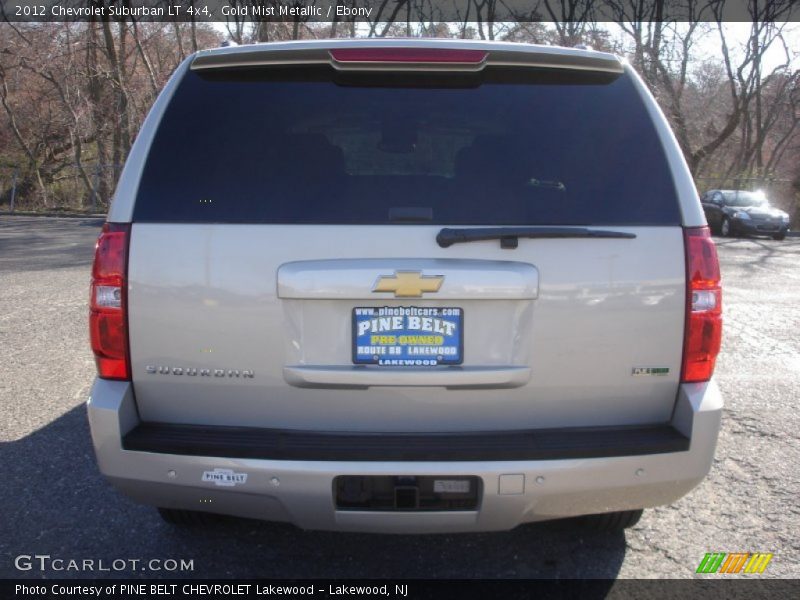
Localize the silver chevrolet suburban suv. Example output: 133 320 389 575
87 39 723 533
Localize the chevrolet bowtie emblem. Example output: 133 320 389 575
372 271 445 298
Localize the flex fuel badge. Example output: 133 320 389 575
201 468 248 487
632 367 670 376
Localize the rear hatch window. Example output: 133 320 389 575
134 66 679 225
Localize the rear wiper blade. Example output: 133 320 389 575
436 227 636 249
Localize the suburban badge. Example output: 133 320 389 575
145 365 254 378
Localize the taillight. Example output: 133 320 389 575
90 223 131 380
330 48 488 64
681 227 722 383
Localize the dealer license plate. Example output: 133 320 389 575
352 306 463 366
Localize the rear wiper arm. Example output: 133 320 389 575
436 227 636 249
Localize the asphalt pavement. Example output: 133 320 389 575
1 216 798 579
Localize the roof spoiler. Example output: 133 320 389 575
190 42 624 74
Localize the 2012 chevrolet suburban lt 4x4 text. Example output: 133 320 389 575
87 39 723 534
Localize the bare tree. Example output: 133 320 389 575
542 0 597 46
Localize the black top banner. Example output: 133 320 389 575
1 0 798 23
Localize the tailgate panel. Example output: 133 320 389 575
128 224 685 432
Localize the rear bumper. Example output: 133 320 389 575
122 421 690 462
87 379 722 533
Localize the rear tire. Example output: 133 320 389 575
580 509 643 532
773 232 786 241
720 217 732 237
157 508 217 527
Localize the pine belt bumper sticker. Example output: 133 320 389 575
353 306 463 366
201 468 248 487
